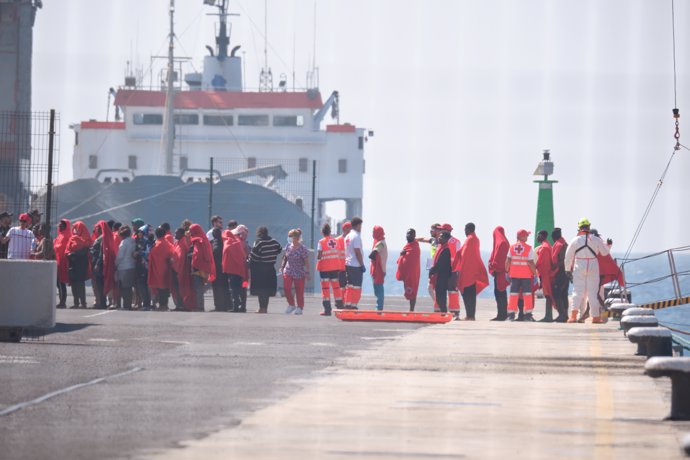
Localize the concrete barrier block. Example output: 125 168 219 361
0 260 56 328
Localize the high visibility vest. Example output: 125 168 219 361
317 237 341 272
336 235 346 271
509 241 533 279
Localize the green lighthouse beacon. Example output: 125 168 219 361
533 149 557 245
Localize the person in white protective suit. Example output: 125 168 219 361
564 218 611 323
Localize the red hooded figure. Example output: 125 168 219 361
67 221 93 253
174 233 195 309
453 232 489 295
396 239 420 300
148 237 174 291
535 239 553 297
190 224 216 283
222 230 248 280
53 219 71 284
94 220 116 296
488 226 510 292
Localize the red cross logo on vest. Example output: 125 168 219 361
327 239 337 249
514 243 524 255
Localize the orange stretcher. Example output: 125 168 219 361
334 309 453 323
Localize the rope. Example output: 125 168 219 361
622 148 678 260
68 181 193 222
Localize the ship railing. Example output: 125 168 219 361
612 245 690 305
115 85 320 94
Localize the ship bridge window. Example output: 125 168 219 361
88 155 98 169
128 155 138 170
238 115 269 126
203 115 234 126
338 159 347 174
179 156 188 171
299 158 308 172
174 114 199 125
133 113 163 125
273 115 304 127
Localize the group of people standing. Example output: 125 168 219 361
2 207 622 322
322 217 621 323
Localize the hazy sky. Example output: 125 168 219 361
32 0 689 253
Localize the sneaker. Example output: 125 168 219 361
285 305 297 314
507 312 516 321
320 311 332 316
452 312 460 321
524 313 535 322
294 308 303 315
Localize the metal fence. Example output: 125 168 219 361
0 110 59 237
616 246 690 304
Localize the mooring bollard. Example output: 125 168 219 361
609 302 636 320
645 357 690 421
621 315 658 335
622 307 655 317
627 327 673 358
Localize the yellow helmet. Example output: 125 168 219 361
577 217 591 228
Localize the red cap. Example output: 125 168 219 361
440 223 453 232
19 213 32 223
517 229 531 238
342 221 352 230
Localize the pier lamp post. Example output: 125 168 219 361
533 150 557 245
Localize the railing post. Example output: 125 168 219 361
668 250 682 300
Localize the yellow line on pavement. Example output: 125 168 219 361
590 328 614 459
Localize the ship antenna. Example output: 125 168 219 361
162 0 176 174
258 0 273 92
216 0 229 59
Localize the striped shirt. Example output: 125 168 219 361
7 227 35 259
250 238 282 265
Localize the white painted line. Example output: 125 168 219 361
0 355 39 364
88 338 119 342
0 367 143 417
234 342 265 346
309 342 336 347
159 340 191 345
83 310 117 318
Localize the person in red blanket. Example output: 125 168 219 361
396 228 420 312
189 223 216 312
550 228 570 322
91 220 116 309
173 227 195 311
54 219 71 308
488 226 510 321
66 221 93 308
223 225 249 313
148 227 175 311
452 222 489 320
535 230 555 322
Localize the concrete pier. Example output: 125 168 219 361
144 298 689 460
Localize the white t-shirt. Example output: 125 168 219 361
344 230 363 267
7 226 35 259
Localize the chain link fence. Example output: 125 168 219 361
0 110 59 237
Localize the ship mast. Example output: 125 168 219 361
162 0 176 174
